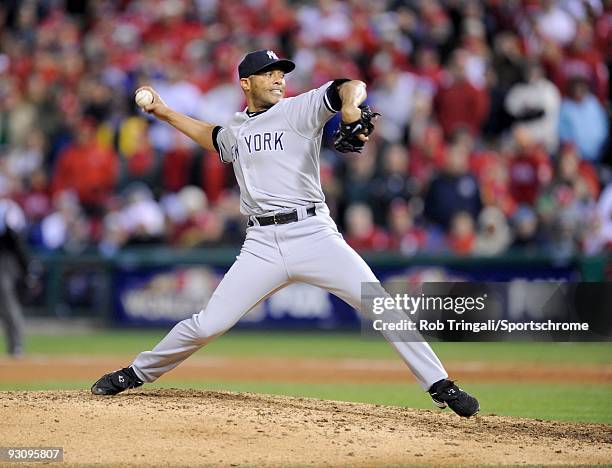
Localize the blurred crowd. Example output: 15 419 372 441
0 0 611 258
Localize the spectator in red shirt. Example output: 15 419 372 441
412 46 444 90
17 169 52 226
477 152 517 217
551 21 609 103
161 144 194 193
344 203 390 251
388 199 426 255
408 123 447 194
508 126 552 206
51 118 118 213
434 49 490 138
447 211 476 255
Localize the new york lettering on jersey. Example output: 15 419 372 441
243 132 284 153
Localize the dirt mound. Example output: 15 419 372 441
2 389 611 466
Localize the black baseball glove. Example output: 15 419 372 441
333 104 380 153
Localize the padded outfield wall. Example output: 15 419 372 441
23 248 610 332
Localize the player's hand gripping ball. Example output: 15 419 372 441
333 104 380 153
135 89 154 108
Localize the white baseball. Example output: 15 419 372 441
135 89 154 108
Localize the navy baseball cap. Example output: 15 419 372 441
238 49 295 79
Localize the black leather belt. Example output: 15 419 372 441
248 206 316 227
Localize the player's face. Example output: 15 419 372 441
243 68 286 110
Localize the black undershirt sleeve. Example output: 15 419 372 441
212 126 222 153
324 78 351 112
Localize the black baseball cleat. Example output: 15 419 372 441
91 366 144 396
428 379 479 418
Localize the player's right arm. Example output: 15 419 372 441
135 86 217 152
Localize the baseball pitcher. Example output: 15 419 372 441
91 50 479 417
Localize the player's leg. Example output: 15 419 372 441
285 215 479 416
288 227 447 389
92 229 290 394
131 252 290 382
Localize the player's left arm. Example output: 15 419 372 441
337 81 369 142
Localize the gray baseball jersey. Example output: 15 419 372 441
213 81 342 215
131 80 448 391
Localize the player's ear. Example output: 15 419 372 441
240 78 250 93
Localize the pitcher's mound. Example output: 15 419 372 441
2 389 610 466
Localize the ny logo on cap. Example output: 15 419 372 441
267 50 278 60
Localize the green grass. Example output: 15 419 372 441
1 379 609 424
5 330 612 364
